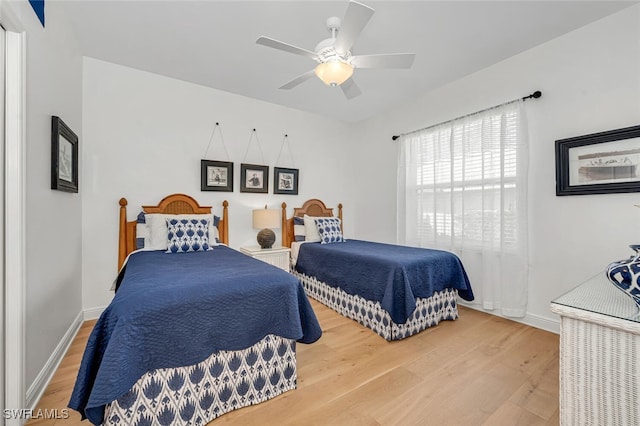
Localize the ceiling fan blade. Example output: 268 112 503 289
351 53 416 69
341 78 361 99
279 70 317 90
256 36 317 60
334 1 375 56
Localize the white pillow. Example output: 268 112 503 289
210 224 220 245
135 213 151 250
146 213 219 250
293 216 306 242
303 214 322 243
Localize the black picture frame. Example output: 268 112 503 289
201 160 234 192
240 163 269 193
273 167 299 195
51 116 79 193
556 125 640 196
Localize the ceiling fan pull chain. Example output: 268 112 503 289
275 134 296 167
242 128 266 164
202 122 231 161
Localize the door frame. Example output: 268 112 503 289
1 5 26 422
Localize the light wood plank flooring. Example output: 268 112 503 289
28 301 559 425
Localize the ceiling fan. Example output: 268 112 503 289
256 0 416 99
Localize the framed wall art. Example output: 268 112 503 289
51 116 79 193
274 167 299 195
556 125 640 196
201 160 233 192
240 163 269 193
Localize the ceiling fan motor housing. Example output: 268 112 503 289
256 0 415 98
314 38 352 65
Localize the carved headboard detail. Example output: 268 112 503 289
118 193 229 270
281 199 343 248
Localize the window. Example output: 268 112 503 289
398 101 528 317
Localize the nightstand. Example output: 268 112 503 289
240 246 291 272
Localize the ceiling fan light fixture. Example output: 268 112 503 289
314 60 353 86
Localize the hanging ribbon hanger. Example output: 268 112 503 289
242 128 266 164
202 122 231 161
275 134 296 167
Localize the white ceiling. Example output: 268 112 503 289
59 1 637 123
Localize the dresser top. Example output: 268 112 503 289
551 272 640 324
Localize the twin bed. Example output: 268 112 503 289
70 194 473 425
69 194 321 426
281 199 474 341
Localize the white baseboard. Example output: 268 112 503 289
26 310 83 410
83 305 107 321
459 301 560 334
26 305 108 410
518 311 560 334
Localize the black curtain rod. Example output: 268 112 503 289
391 90 542 141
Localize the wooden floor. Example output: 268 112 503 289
29 301 560 426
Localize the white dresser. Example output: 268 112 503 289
240 246 291 272
550 273 640 426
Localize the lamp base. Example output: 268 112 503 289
257 228 275 249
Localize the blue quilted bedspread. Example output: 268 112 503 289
69 246 322 425
295 240 474 324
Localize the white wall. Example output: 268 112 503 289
82 5 640 330
350 5 640 331
81 58 355 311
0 1 84 390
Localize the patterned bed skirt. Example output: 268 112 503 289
293 270 459 341
104 334 296 425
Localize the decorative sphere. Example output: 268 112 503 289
257 229 276 249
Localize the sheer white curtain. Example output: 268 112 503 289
397 101 528 317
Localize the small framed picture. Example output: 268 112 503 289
274 167 299 195
201 160 233 192
240 163 269 193
556 125 640 195
51 116 79 193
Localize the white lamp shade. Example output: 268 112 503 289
315 60 354 86
252 209 280 229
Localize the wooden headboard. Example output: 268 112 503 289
281 199 343 248
118 193 229 269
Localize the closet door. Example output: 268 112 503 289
0 22 6 416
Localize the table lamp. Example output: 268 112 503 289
252 206 280 249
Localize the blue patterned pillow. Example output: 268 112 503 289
294 216 305 242
314 217 344 244
165 218 213 253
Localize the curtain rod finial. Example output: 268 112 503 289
392 135 400 141
523 90 542 101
